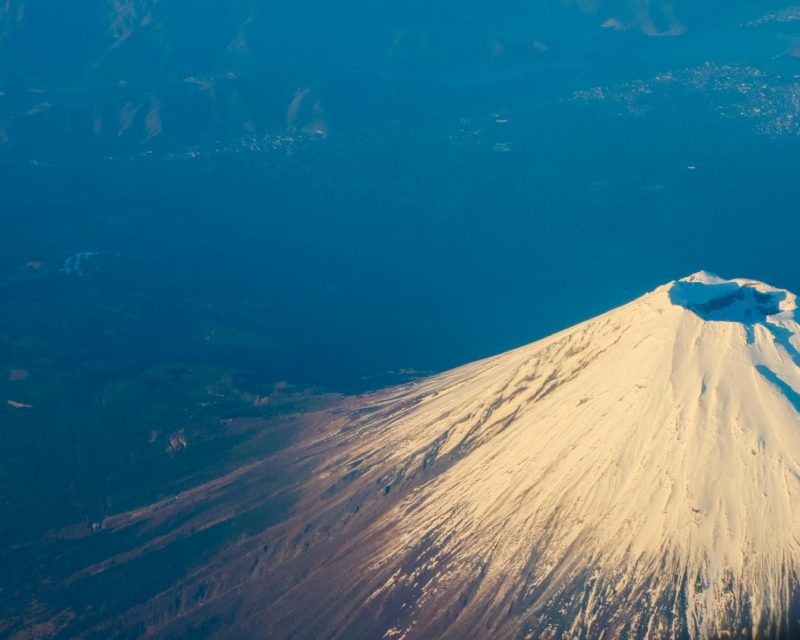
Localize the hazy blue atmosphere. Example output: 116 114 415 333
3 2 800 391
2 2 800 637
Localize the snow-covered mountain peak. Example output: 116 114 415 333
255 274 800 639
681 269 727 284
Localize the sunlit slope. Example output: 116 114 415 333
257 272 800 639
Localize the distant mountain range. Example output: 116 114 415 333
1 1 797 155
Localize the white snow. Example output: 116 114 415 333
277 272 800 638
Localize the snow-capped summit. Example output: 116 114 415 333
668 271 796 319
680 269 727 283
250 274 800 639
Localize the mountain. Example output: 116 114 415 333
235 271 800 639
7 272 800 639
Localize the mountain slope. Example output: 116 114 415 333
18 272 800 639
241 271 800 639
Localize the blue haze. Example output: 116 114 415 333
2 1 800 392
